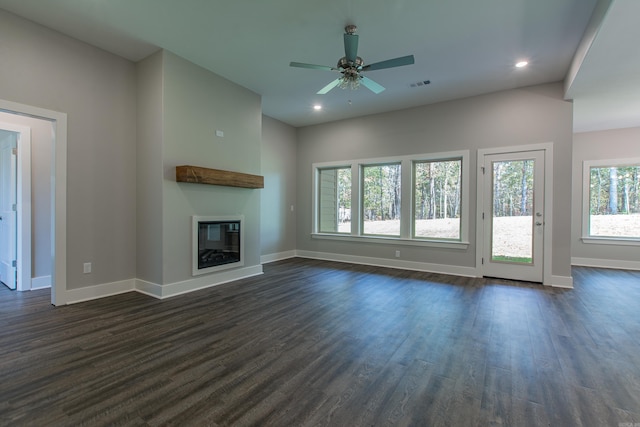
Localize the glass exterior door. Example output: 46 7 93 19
482 150 544 282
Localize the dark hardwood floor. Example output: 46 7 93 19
1 258 639 426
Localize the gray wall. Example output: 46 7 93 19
0 9 137 289
0 112 52 279
572 126 640 264
161 51 262 285
296 82 574 278
261 115 297 257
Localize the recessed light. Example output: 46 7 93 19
515 61 528 68
313 104 322 111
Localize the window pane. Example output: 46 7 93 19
362 163 401 236
589 166 640 238
318 167 351 233
413 159 461 240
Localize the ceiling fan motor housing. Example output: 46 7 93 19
338 56 364 70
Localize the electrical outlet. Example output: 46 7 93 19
83 262 92 274
395 250 400 258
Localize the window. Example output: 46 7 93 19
362 163 401 236
313 150 470 248
317 167 351 234
413 159 462 240
583 159 640 241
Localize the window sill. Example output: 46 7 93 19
581 236 640 247
311 233 470 250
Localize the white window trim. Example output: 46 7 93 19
581 236 640 246
311 233 469 249
312 150 470 249
582 157 640 244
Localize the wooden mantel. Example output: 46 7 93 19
176 165 264 189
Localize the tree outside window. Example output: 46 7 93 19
413 159 462 240
362 163 401 236
588 165 640 238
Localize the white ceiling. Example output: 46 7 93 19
0 0 637 131
565 0 640 133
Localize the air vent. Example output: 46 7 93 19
410 80 431 88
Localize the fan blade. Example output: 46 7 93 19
290 62 337 71
360 76 385 94
317 78 341 94
344 33 359 63
361 55 415 72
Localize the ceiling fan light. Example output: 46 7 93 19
339 75 360 90
338 67 361 90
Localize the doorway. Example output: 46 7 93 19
0 99 67 305
0 123 31 292
0 132 17 289
477 144 553 284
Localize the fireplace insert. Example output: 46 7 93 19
193 216 244 275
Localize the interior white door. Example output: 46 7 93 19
481 150 545 283
0 135 18 289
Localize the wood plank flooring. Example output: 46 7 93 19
1 258 640 426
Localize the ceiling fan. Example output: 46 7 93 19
290 25 415 95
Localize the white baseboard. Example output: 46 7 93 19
572 257 640 271
143 265 264 299
548 275 574 289
296 250 477 277
63 265 265 304
65 279 136 305
261 250 297 264
135 279 164 298
31 275 51 290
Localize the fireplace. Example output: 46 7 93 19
192 216 244 275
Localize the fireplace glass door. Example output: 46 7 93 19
198 221 241 270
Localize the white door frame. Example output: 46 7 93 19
476 143 554 286
0 122 31 291
0 99 67 305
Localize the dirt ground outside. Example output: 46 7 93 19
338 213 640 257
590 214 640 237
340 216 534 258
